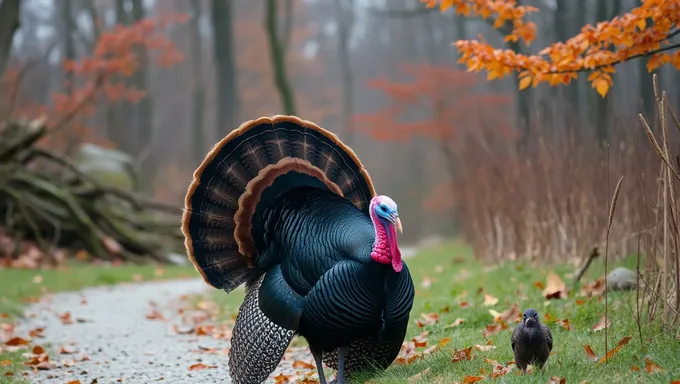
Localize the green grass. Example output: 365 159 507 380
0 262 196 382
202 242 679 383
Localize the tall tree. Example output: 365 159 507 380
334 0 355 145
0 0 21 91
211 0 238 134
265 0 297 115
131 0 154 188
189 0 205 165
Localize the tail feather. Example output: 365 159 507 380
229 274 295 384
182 115 376 291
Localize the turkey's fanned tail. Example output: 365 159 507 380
182 115 376 291
229 274 295 384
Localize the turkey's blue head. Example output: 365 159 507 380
523 308 539 328
369 195 403 273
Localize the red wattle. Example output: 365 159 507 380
387 224 402 272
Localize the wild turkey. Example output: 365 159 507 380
181 115 415 384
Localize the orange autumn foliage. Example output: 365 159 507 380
354 63 513 142
423 0 680 97
7 14 187 151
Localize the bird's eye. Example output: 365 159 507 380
380 205 388 211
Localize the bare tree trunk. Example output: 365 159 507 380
0 0 21 91
131 0 154 190
334 0 355 145
265 0 296 115
211 0 239 135
189 0 205 165
555 0 580 122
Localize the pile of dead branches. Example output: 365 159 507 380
0 117 184 266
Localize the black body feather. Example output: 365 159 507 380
182 116 415 383
511 310 553 373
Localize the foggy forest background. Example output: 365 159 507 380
2 0 679 262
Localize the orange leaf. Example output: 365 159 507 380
4 337 29 346
592 316 611 332
292 360 315 370
583 345 598 361
463 376 483 383
518 76 532 91
598 336 632 364
188 363 217 371
644 358 664 373
438 337 452 347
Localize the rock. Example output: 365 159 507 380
607 267 638 291
74 143 137 190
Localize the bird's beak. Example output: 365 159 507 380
395 217 403 234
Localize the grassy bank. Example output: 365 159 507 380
0 262 196 382
360 243 678 384
198 242 678 383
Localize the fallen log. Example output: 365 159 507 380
0 117 184 266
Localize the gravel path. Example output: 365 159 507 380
17 247 420 384
17 279 313 384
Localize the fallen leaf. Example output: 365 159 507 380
438 337 451 347
533 281 545 290
0 360 11 366
583 345 598 361
580 278 606 297
188 363 217 371
4 337 29 346
273 373 290 383
463 376 483 383
145 309 166 321
451 346 473 363
592 316 611 332
483 293 499 306
575 299 586 306
292 360 314 370
558 318 571 331
408 368 431 383
32 275 43 284
67 381 82 384
644 358 664 373
475 343 497 352
32 345 45 354
58 312 74 325
444 318 465 329
630 365 640 372
598 335 632 363
542 272 567 299
547 377 566 384
459 301 470 308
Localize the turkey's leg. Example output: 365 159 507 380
312 352 328 384
336 347 346 384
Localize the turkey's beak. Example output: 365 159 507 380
395 217 403 234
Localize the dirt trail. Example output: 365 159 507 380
17 279 311 384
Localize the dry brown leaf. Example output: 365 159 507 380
463 376 483 384
542 272 567 299
273 373 291 383
0 360 11 366
188 363 217 371
451 346 473 363
583 345 598 361
67 381 82 384
580 278 606 297
597 335 632 363
145 309 166 321
558 319 571 331
575 299 586 306
32 345 45 355
459 301 470 308
58 312 74 325
408 368 431 383
591 316 611 332
58 346 77 355
292 360 315 370
547 377 566 384
416 313 439 327
644 358 664 373
445 318 465 329
533 281 545 290
4 337 29 346
630 365 640 372
483 293 499 306
475 343 497 352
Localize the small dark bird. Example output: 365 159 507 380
182 116 415 384
511 308 553 373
